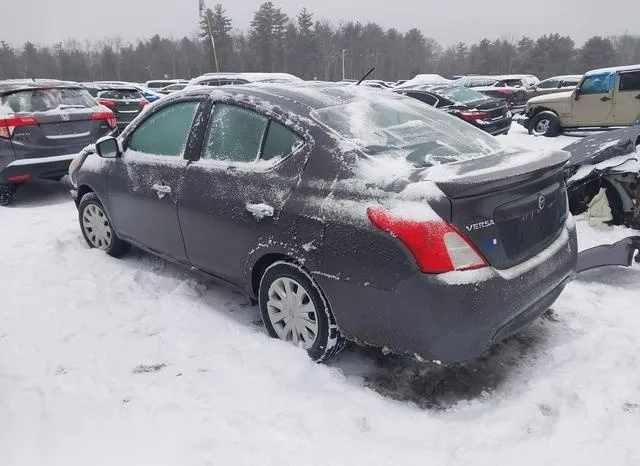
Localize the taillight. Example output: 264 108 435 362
459 110 489 121
0 115 37 139
91 110 117 130
367 207 488 273
98 99 116 108
139 100 149 107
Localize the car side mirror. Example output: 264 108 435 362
574 88 581 101
95 136 121 159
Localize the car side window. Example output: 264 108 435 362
406 92 438 107
537 79 559 89
261 121 303 161
579 73 615 95
618 71 640 92
127 101 200 157
561 79 580 87
202 104 268 163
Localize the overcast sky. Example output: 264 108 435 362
4 0 638 47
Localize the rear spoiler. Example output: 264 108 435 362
577 236 640 273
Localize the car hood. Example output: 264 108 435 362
528 91 573 105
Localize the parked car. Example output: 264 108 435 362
395 74 452 89
528 75 583 99
454 75 531 112
82 83 149 130
562 126 640 228
519 65 640 137
69 82 577 363
188 72 302 88
144 79 188 91
91 81 164 103
395 85 512 135
0 79 116 206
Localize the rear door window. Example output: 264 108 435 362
618 71 640 92
127 101 199 157
261 121 303 161
201 104 268 163
2 88 96 113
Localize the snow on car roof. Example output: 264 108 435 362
189 72 302 85
585 64 640 76
0 79 82 94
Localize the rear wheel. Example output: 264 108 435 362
529 111 561 137
78 192 129 257
258 261 344 362
0 183 16 206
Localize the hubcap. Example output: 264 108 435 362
266 277 319 350
82 203 112 250
534 118 551 135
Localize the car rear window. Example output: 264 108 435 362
97 89 144 100
2 88 96 113
502 79 524 88
311 94 502 168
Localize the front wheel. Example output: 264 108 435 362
258 261 345 362
78 192 129 257
529 111 561 137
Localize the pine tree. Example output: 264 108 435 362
199 4 233 72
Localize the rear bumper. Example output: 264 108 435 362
314 222 578 363
476 117 512 135
0 153 77 183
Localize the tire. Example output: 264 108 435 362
0 183 16 206
529 111 561 137
258 261 345 362
78 192 129 257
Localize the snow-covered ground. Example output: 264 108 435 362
1 125 640 466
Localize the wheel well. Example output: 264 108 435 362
531 107 558 118
77 185 94 201
250 253 292 298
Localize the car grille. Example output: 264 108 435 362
494 186 566 266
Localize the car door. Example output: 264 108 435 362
178 102 307 284
572 72 615 126
612 70 640 125
107 99 202 262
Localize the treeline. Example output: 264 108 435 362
1 2 640 83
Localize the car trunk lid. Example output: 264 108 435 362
424 148 570 269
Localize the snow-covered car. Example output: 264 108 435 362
68 82 584 364
187 72 302 89
563 127 640 228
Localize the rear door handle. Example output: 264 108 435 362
151 183 171 199
600 96 611 102
245 202 274 221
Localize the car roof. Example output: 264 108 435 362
585 64 640 76
0 79 82 94
181 81 398 111
541 75 583 81
190 72 302 85
82 82 140 92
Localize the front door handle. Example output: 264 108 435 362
245 202 274 221
151 183 171 199
600 96 611 102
